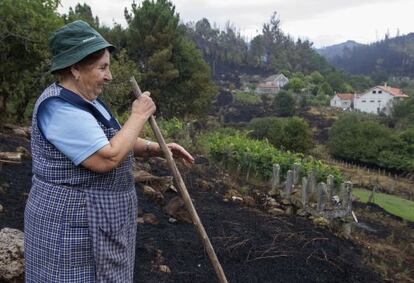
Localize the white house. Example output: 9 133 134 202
353 84 408 115
255 74 289 95
330 93 355 110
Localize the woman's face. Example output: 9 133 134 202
77 49 112 101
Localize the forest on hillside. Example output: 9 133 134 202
1 2 413 282
1 0 375 124
326 33 414 81
1 0 414 174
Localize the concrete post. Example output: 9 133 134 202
344 181 353 214
271 164 280 190
292 163 300 185
285 170 293 200
317 182 326 212
326 174 334 207
302 177 308 208
307 168 317 202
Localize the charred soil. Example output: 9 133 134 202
0 127 385 283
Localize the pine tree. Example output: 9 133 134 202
126 0 216 118
0 0 63 122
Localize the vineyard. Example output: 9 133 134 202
198 130 343 185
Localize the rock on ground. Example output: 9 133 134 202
0 228 24 281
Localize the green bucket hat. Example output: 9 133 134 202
49 20 115 73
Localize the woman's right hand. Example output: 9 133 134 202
82 91 156 173
131 91 156 120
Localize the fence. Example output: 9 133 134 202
269 163 353 219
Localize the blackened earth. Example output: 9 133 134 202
0 128 383 283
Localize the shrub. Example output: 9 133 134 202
328 113 414 172
272 90 296 116
248 116 313 153
233 91 261 105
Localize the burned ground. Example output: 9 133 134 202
0 127 386 283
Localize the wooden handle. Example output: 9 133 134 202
130 77 228 283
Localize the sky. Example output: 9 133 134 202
57 0 413 48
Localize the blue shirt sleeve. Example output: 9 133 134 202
38 97 110 166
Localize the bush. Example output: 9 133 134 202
233 91 261 105
248 116 313 153
272 90 295 116
391 95 414 129
328 113 414 172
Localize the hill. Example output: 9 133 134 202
317 40 364 60
324 33 414 79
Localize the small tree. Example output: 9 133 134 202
248 116 313 153
310 71 324 84
272 90 295 116
285 77 306 93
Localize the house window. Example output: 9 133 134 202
362 100 366 102
370 100 375 102
373 90 376 94
378 90 382 94
378 100 381 103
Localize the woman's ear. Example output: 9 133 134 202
70 65 81 81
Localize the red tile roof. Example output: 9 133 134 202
378 86 408 98
336 93 354 100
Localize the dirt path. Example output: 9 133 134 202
0 128 383 282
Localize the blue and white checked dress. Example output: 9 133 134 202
25 83 138 282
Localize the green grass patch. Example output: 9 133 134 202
234 91 261 105
353 188 414 222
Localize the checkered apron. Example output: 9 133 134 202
25 83 137 282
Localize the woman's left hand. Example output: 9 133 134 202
166 143 194 164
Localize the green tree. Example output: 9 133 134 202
283 117 314 153
247 35 265 67
0 0 63 122
248 116 313 153
63 3 99 27
317 82 333 96
285 77 306 93
310 71 324 84
391 95 414 129
272 90 295 116
100 49 141 123
99 23 128 51
325 71 348 93
126 0 216 118
328 113 413 171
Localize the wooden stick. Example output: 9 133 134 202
0 159 22 164
130 77 228 283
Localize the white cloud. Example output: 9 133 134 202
58 0 414 47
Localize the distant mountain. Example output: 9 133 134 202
321 33 414 79
316 40 364 60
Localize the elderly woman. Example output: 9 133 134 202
24 20 193 282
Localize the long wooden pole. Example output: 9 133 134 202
130 77 228 283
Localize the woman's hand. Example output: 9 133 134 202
131 91 156 120
82 91 155 173
165 143 194 164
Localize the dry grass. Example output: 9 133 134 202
325 159 414 200
352 204 414 282
306 106 341 119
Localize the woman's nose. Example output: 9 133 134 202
105 69 112 81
